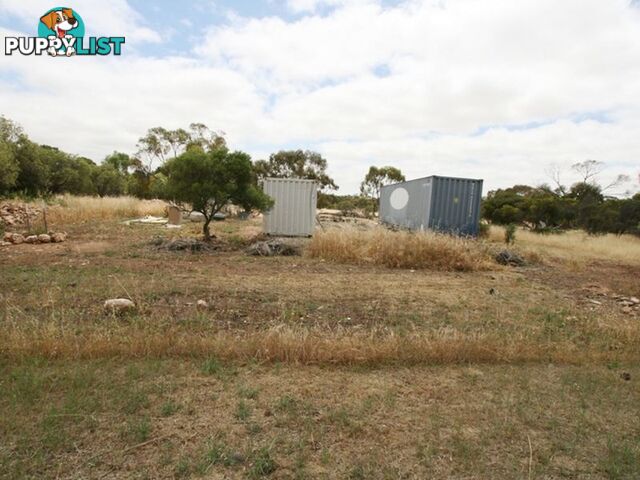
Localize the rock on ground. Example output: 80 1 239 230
151 237 213 252
104 298 136 313
495 250 526 267
245 239 301 257
11 233 25 244
196 299 209 309
189 212 205 222
0 202 42 227
2 231 66 245
51 232 67 243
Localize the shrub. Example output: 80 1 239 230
478 222 490 238
504 224 516 245
165 148 272 240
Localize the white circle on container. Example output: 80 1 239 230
389 187 409 210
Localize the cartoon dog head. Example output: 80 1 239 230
40 8 78 38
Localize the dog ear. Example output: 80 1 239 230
62 8 74 19
40 11 57 30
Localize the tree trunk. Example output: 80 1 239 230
203 217 212 241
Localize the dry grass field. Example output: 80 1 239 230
1 197 639 479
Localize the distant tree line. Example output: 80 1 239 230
482 161 640 236
0 116 337 202
3 114 636 236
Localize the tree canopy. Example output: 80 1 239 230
135 124 226 170
164 148 273 240
483 179 640 236
254 150 338 191
360 166 405 201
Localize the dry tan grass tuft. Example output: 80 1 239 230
489 226 640 265
42 195 167 225
307 227 492 271
1 326 626 365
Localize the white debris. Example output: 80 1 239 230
104 298 136 313
125 216 167 225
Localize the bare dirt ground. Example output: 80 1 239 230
1 215 639 479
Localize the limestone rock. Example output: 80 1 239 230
25 235 38 244
104 298 136 313
197 299 209 310
38 234 51 243
11 233 24 244
51 232 67 243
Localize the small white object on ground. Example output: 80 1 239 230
125 216 167 225
196 299 209 309
104 298 136 313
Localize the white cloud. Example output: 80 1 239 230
1 0 639 195
320 118 640 194
0 30 264 161
286 0 374 14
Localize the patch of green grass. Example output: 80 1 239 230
247 422 262 435
201 357 236 379
174 456 191 478
199 440 244 470
275 395 298 414
327 406 362 435
601 439 640 479
320 448 331 465
292 445 308 480
4 366 46 406
120 388 149 414
247 446 277 478
122 416 151 444
450 431 481 470
160 399 180 417
347 463 369 480
238 385 260 399
40 409 71 451
416 442 438 468
235 399 251 421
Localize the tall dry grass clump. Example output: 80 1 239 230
45 195 166 224
307 227 491 271
2 324 633 365
489 226 640 265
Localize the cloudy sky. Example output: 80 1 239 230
1 0 639 195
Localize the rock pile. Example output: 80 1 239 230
494 250 526 266
150 237 213 252
317 208 368 223
612 294 640 315
582 284 640 315
0 203 42 227
1 231 67 246
245 239 301 256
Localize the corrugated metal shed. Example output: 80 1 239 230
379 175 483 236
262 178 317 236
